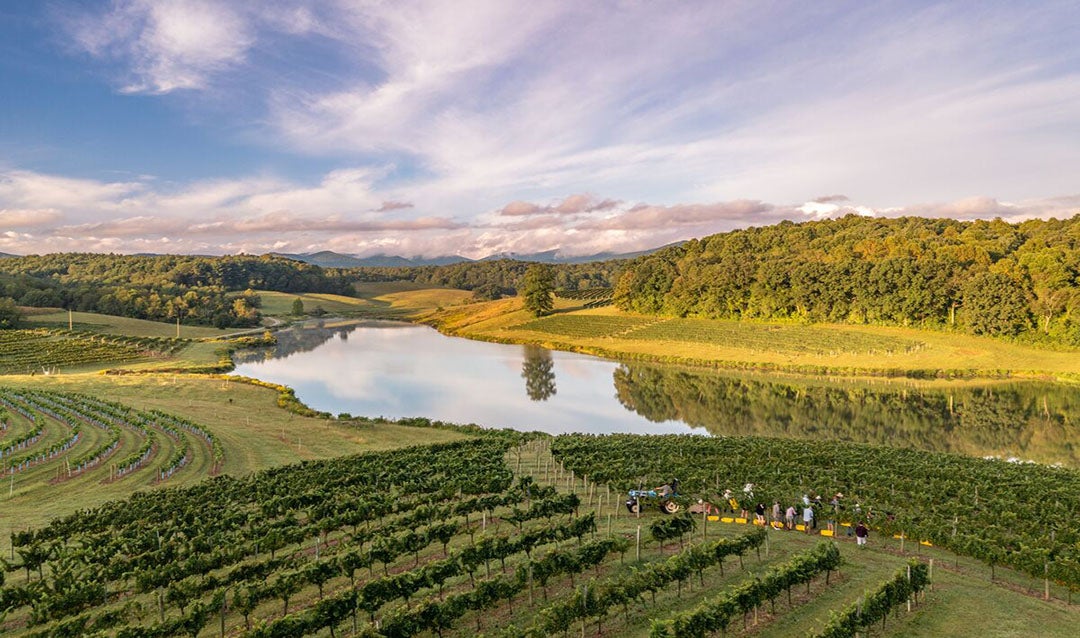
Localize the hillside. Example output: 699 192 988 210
613 215 1080 346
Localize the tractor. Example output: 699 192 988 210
626 479 681 514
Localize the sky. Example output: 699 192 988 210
1 0 1078 258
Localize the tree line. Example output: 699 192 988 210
612 215 1080 344
351 259 620 300
0 254 354 328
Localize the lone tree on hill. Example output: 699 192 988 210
291 297 305 316
521 264 555 316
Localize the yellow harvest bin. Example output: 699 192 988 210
795 524 806 531
707 515 720 522
721 517 734 523
840 522 852 527
770 522 785 529
920 540 933 547
735 517 748 524
893 534 905 539
820 529 834 537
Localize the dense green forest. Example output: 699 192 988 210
613 215 1080 344
353 258 621 299
0 254 353 327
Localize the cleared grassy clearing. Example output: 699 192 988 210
258 285 473 320
257 290 374 315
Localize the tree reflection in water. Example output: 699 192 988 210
522 345 557 401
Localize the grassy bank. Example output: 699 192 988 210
422 297 1080 380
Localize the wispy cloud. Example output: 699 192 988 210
65 0 258 94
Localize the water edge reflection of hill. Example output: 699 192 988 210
614 363 1080 466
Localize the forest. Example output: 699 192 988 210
0 254 354 328
612 215 1080 344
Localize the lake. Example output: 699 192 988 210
233 320 1080 466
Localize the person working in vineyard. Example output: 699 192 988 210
855 521 869 546
785 504 797 530
803 503 815 533
827 493 843 533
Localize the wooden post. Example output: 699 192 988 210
907 565 912 612
900 532 905 554
1045 562 1050 601
636 525 641 562
929 558 934 592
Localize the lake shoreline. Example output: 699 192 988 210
416 299 1080 385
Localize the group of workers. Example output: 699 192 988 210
716 484 871 546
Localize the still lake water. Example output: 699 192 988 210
233 320 1080 467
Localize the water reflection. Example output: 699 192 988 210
231 321 1080 466
613 363 1080 466
522 346 557 401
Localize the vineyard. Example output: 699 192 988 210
550 434 1080 597
0 387 223 530
0 329 186 374
506 313 926 356
509 315 656 339
621 319 924 355
556 289 614 309
0 432 993 637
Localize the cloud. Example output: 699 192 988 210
0 208 63 229
578 200 776 232
814 194 850 204
498 194 619 217
376 201 413 212
1 164 1077 258
66 0 256 94
499 200 542 217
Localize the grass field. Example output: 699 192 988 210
258 284 474 319
25 309 236 339
427 298 1080 379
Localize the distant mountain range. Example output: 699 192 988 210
271 245 673 268
0 246 670 267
